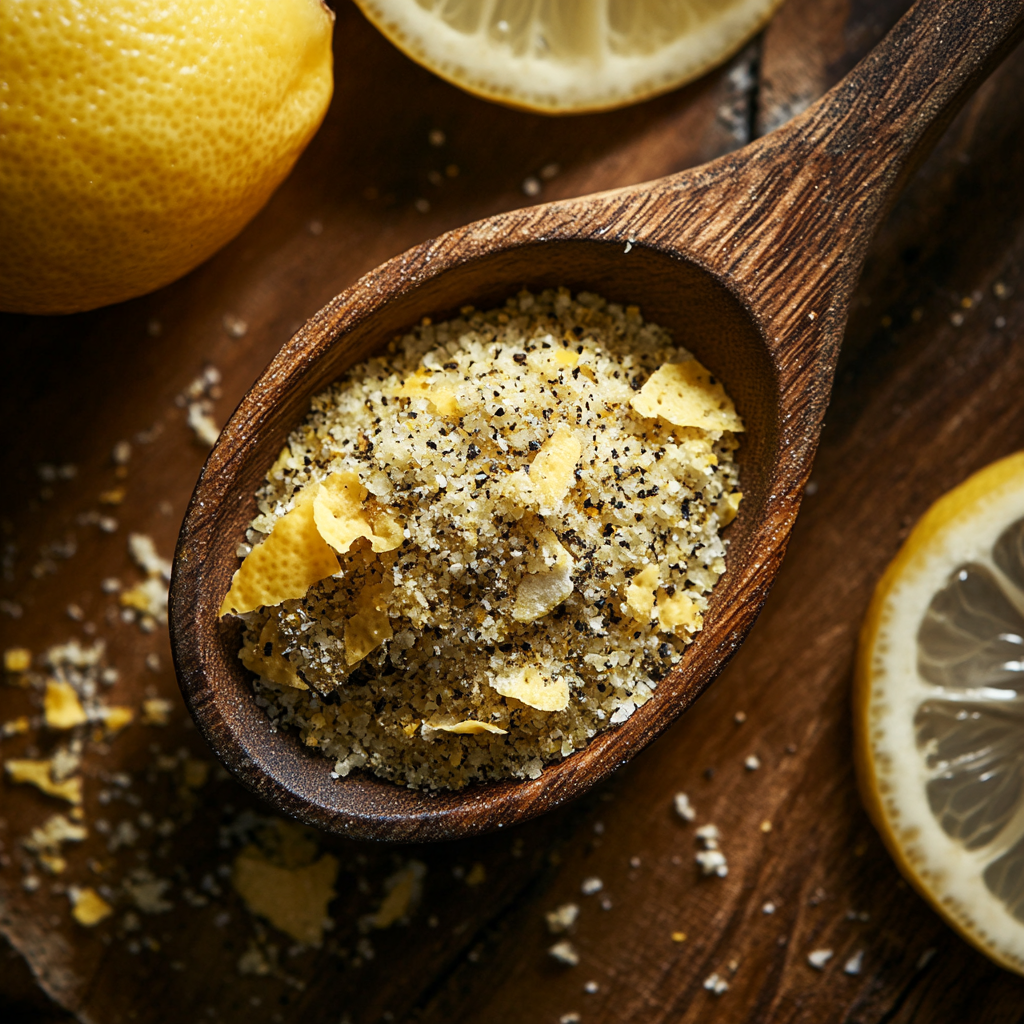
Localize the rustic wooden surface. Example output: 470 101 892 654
4 1 1024 1021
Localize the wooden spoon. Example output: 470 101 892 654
170 0 1024 843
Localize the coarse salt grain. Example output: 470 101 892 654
673 792 696 822
808 948 834 970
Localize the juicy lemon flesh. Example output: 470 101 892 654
856 451 1024 974
0 0 334 315
353 0 785 114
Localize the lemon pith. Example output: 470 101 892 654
352 0 785 115
855 451 1024 974
0 0 334 315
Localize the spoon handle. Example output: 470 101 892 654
633 0 1024 375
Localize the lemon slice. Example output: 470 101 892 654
352 0 785 114
856 451 1024 974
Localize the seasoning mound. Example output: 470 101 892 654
224 289 743 789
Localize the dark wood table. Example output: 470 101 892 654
4 2 1024 1021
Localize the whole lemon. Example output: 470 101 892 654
0 0 334 315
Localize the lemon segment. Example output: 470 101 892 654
352 0 785 114
0 0 334 315
856 451 1024 974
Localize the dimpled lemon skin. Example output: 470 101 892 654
0 1 334 315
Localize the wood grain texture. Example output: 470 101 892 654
4 0 1024 1021
171 0 1024 841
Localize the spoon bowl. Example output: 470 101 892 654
170 0 1024 842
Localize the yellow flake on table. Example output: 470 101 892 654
26 813 87 873
631 361 744 433
240 618 307 689
555 347 579 368
504 426 581 511
625 564 659 621
99 486 126 505
5 759 83 804
436 720 507 735
718 491 743 526
345 580 393 665
2 716 30 737
70 887 113 927
313 470 403 555
465 862 487 886
4 648 31 673
119 576 168 618
141 697 174 726
98 705 134 734
183 759 210 790
44 680 87 730
396 368 461 417
373 860 426 928
658 592 702 635
513 529 575 623
233 846 338 946
491 665 569 713
220 490 339 616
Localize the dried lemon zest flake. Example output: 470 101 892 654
69 886 113 927
345 579 394 665
491 665 570 713
718 491 743 526
504 425 581 511
43 680 88 730
240 618 308 690
396 367 461 417
313 470 403 555
658 592 702 635
5 758 83 804
220 490 339 616
513 527 575 623
631 360 744 433
434 720 507 735
625 563 660 621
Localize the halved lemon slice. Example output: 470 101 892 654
856 451 1024 973
352 0 786 114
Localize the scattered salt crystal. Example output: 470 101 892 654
580 877 603 896
744 754 761 770
222 314 248 338
559 1014 581 1024
545 902 579 934
549 940 579 966
522 176 541 197
844 950 864 975
696 850 728 877
583 981 598 994
695 824 720 848
762 901 776 914
703 972 729 995
734 710 746 724
807 948 833 970
673 792 695 822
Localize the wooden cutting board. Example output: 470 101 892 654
3 2 1024 1022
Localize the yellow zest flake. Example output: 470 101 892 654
491 665 569 713
219 490 339 616
240 618 308 690
657 592 702 635
345 580 393 665
513 529 575 623
396 368 461 417
631 360 744 433
233 847 339 946
99 486 126 505
625 564 659 621
5 758 83 804
4 647 32 673
141 697 174 726
44 680 88 730
435 720 507 735
504 425 581 511
373 861 425 928
313 470 402 555
718 491 743 526
2 716 30 737
555 347 579 368
70 887 113 927
99 705 134 734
